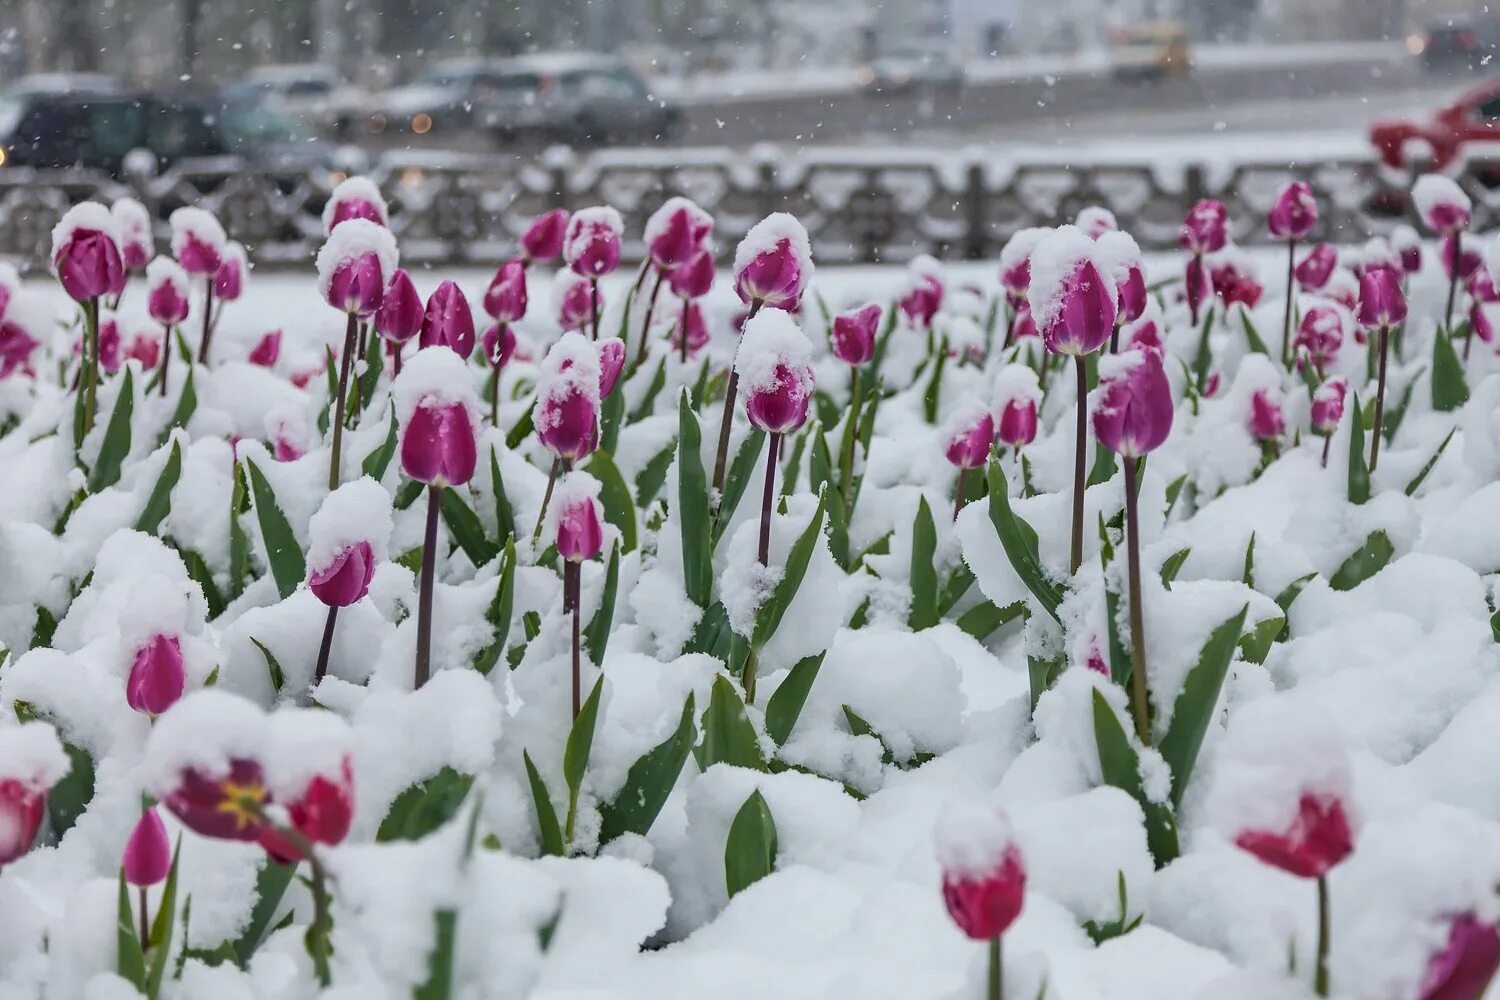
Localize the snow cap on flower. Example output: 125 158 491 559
322 176 389 234
257 709 354 861
112 197 153 270
375 268 423 344
483 257 528 323
126 634 186 716
0 723 68 865
146 256 191 326
394 346 480 487
733 212 814 310
521 207 569 261
307 477 390 607
735 308 815 434
994 364 1042 449
536 332 603 460
1358 236 1402 279
936 798 1026 941
213 241 248 302
144 691 270 842
1358 266 1407 329
563 205 623 278
1268 181 1318 241
419 279 476 359
51 201 125 301
1030 225 1116 356
1391 224 1423 274
248 330 281 367
999 227 1048 299
1209 247 1264 309
1310 376 1347 435
316 218 399 318
1179 199 1229 254
941 398 995 469
553 270 595 332
831 302 882 366
1295 243 1338 290
551 471 606 563
123 807 171 887
645 196 714 271
1095 230 1146 322
1294 303 1346 371
1443 232 1483 284
670 247 715 300
898 254 945 329
1075 206 1118 239
1413 174 1471 233
1249 388 1284 442
168 206 227 276
1093 348 1173 458
597 337 626 398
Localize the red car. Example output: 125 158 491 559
1371 77 1500 175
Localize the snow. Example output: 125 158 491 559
1029 225 1116 336
934 795 1016 878
562 206 624 262
391 343 478 424
0 721 69 786
314 218 399 303
50 202 119 258
732 213 813 287
644 197 713 251
1412 174 1470 227
306 476 393 573
167 207 227 259
145 255 189 300
323 175 390 231
732 309 812 396
142 690 269 791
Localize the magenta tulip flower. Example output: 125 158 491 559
1295 244 1338 291
733 212 813 311
1033 233 1116 357
1393 225 1423 274
1179 199 1228 254
999 227 1047 306
402 398 478 487
554 272 595 333
146 257 191 326
1359 268 1408 330
169 207 227 277
671 301 710 358
213 243 247 302
520 208 569 262
112 198 153 272
1419 913 1500 1000
123 807 171 887
555 474 606 563
898 256 945 330
483 322 518 370
483 258 528 323
1269 181 1318 240
563 206 623 278
645 196 713 272
126 634 186 716
1414 174 1472 234
831 303 881 366
936 801 1027 998
943 403 994 471
259 758 354 864
247 330 281 368
309 541 376 608
322 176 389 234
1249 388 1285 443
598 337 625 398
317 220 397 320
419 280 476 359
52 203 125 302
375 268 424 346
997 397 1038 450
1092 349 1173 459
670 248 715 300
1294 306 1343 375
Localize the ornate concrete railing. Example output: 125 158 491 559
0 145 1474 272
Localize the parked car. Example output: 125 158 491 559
222 64 368 136
488 52 681 145
369 59 527 136
0 90 343 175
1370 77 1500 175
1411 17 1500 73
1108 21 1193 80
855 44 964 95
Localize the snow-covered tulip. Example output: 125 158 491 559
1414 174 1472 234
1010 302 1038 342
733 213 813 312
112 198 152 272
259 759 354 863
0 307 39 379
97 314 122 376
1269 181 1318 241
646 196 713 272
937 800 1026 1000
1358 268 1407 330
899 256 944 330
995 366 1041 450
123 807 171 887
309 541 375 609
483 322 517 371
483 258 528 323
1311 377 1347 466
317 218 397 320
214 242 247 303
1117 264 1147 325
1095 230 1146 340
997 397 1038 450
554 271 595 332
1093 349 1173 460
536 333 603 463
1076 205 1117 239
1392 224 1423 274
322 176 388 234
830 303 881 366
1294 306 1343 376
563 206 623 279
0 724 66 867
306 478 391 682
375 268 424 354
161 757 269 842
1442 235 1482 284
0 778 46 866
555 473 605 564
1249 388 1285 444
738 318 815 436
942 401 994 519
169 207 226 277
1124 317 1162 354
401 396 479 488
1179 199 1229 254
248 330 281 368
670 247 715 300
419 280 476 359
1418 913 1500 1000
52 202 125 303
598 337 625 398
999 227 1047 307
125 634 186 717
125 330 160 372
1295 244 1338 291
1236 791 1354 880
1211 252 1263 309
146 257 190 326
520 207 569 262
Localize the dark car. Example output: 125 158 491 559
1414 17 1500 72
371 60 526 136
0 90 338 175
488 53 681 146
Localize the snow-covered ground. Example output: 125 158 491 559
0 184 1497 1000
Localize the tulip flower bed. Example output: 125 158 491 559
1 174 1499 1000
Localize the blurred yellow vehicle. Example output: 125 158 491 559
1108 21 1193 80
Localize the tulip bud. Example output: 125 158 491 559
942 402 995 470
1358 267 1407 329
1095 230 1146 324
322 176 389 234
645 196 714 272
1093 348 1174 458
1413 173 1472 234
1249 388 1285 443
1010 301 1038 341
1185 254 1208 320
997 397 1038 450
1295 244 1338 291
97 313 123 375
1392 225 1423 275
1179 199 1228 254
375 268 424 344
112 198 153 271
1310 377 1347 436
936 800 1027 941
316 218 398 319
260 758 354 863
1124 317 1162 354
1294 305 1344 371
598 337 625 398
274 431 304 463
735 310 814 435
51 202 125 302
999 228 1048 304
308 540 376 607
898 255 945 329
563 206 623 278
123 807 171 887
126 634 186 717
248 330 281 368
670 247 715 300
1473 302 1499 347
552 471 606 562
483 258 528 323
214 242 248 302
1443 233 1482 283
830 303 882 366
126 331 160 371
536 333 603 460
394 347 480 487
553 271 595 332
1032 227 1116 357
733 213 813 310
521 208 569 262
1210 250 1264 309
1269 181 1318 241
1418 912 1500 1000
419 279 476 359
671 300 711 357
1234 791 1354 879
0 724 68 865
1075 206 1118 240
482 322 518 370
146 257 191 326
169 207 227 277
0 305 39 379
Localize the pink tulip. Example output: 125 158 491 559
1414 174 1472 234
419 280 476 359
737 312 815 435
1249 389 1285 442
325 252 387 319
598 337 625 398
645 197 713 271
0 778 47 864
830 303 881 366
521 208 569 262
554 475 606 562
1235 791 1354 879
0 319 38 379
213 243 247 302
743 360 813 433
169 208 226 276
125 634 186 716
563 207 623 278
733 213 812 310
317 219 396 319
1419 913 1500 1000
274 432 304 463
1093 348 1174 457
402 397 478 487
1473 303 1498 346
554 272 595 332
483 258 528 322
1269 181 1318 241
1358 268 1408 329
97 314 122 375
999 228 1047 305
1469 266 1500 304
112 199 152 271
1114 264 1147 324
1179 199 1228 254
1041 259 1115 356
482 323 518 369
1294 306 1343 371
1184 255 1208 321
309 541 375 607
1311 377 1347 436
375 268 424 344
1392 225 1423 274
1010 302 1038 341
248 330 281 368
1295 243 1338 291
537 337 603 461
943 405 995 469
146 258 191 326
123 807 171 887
997 397 1038 449
323 177 389 234
670 248 715 299
52 204 125 302
1443 234 1483 283
1211 254 1264 309
899 259 944 330
161 758 268 842
125 332 160 371
259 758 354 863
671 300 711 358
938 806 1027 941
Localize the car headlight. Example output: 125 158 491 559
0 146 9 167
411 113 432 135
1407 34 1426 55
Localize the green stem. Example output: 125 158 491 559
1070 356 1087 575
82 297 100 436
988 936 1003 1000
1124 457 1150 744
530 457 562 550
1370 324 1388 473
841 368 860 511
1314 875 1330 997
712 299 764 494
327 314 357 491
1281 239 1296 368
414 485 440 689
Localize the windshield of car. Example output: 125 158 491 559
0 97 25 138
218 102 316 145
